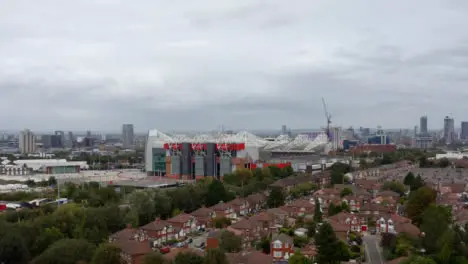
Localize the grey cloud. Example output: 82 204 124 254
1 0 468 132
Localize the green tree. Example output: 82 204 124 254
381 181 405 195
142 251 166 264
421 205 451 253
315 222 349 263
359 159 368 169
267 187 285 208
406 186 437 226
403 172 415 186
256 236 271 254
439 158 450 168
204 248 228 264
205 180 230 207
90 243 121 264
174 252 205 264
0 227 31 264
219 231 242 253
32 227 65 256
313 198 322 223
340 187 353 197
288 250 310 264
305 221 316 237
400 256 437 264
31 239 96 264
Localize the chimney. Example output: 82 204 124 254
126 223 132 229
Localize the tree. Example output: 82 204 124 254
406 187 437 226
31 239 96 264
313 198 322 223
256 236 271 254
32 227 65 256
219 231 242 253
315 222 349 263
48 176 57 186
400 256 437 264
305 221 316 237
439 158 450 168
288 250 310 264
381 181 405 195
142 251 166 264
204 248 228 264
403 172 415 186
359 159 368 170
267 187 285 208
90 243 121 264
421 205 452 253
205 180 230 207
0 227 31 264
340 187 353 197
174 252 205 264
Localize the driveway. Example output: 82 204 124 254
363 235 384 264
188 232 209 249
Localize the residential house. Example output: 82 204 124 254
376 190 400 201
301 243 317 261
329 220 349 241
245 193 267 212
140 218 178 246
211 201 237 219
286 199 315 217
250 212 275 230
341 196 364 212
271 233 294 261
227 218 263 248
266 207 289 226
190 206 216 228
354 179 380 194
228 197 250 216
167 213 199 236
376 214 420 237
109 224 152 264
328 212 366 233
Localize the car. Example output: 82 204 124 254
159 247 171 254
196 242 205 248
186 238 193 244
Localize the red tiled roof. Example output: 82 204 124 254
168 213 194 223
190 206 214 217
141 219 170 231
114 239 152 256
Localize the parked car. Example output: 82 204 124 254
195 242 205 248
186 238 193 244
159 247 171 254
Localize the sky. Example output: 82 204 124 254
1 0 468 132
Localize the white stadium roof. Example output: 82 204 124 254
146 129 328 152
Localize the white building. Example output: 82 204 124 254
19 129 36 154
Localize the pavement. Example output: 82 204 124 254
363 235 384 264
188 232 209 249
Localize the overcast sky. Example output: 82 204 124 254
1 0 468 132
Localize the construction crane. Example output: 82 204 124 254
321 97 332 142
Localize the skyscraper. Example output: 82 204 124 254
444 116 455 144
420 116 428 135
281 125 287 135
19 129 36 154
54 130 65 148
461 122 468 140
122 124 134 149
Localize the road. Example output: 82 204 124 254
363 235 384 264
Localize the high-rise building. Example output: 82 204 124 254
281 125 287 135
122 124 134 148
19 129 36 154
444 116 455 144
67 131 74 148
54 131 65 148
461 122 468 140
420 116 428 135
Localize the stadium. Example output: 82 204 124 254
145 129 331 180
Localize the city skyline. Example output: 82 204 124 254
1 1 468 130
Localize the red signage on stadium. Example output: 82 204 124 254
163 143 183 150
215 143 245 151
191 143 207 151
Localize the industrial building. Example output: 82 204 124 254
145 129 329 179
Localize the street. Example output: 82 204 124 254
363 235 384 264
